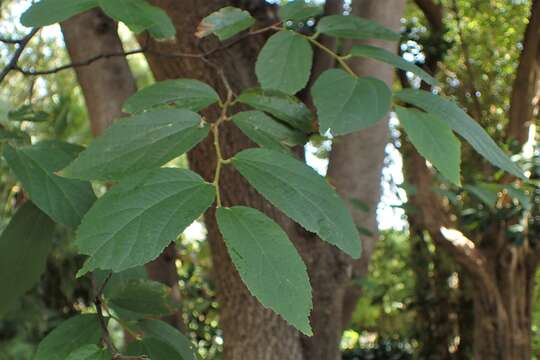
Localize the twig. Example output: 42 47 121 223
0 35 27 44
93 272 118 355
0 28 40 83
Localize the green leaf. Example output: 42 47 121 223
237 89 313 132
217 206 313 335
350 45 437 86
108 279 175 316
34 315 102 360
62 109 208 181
3 141 96 227
317 15 400 41
0 126 30 143
232 148 361 258
127 338 183 360
464 184 499 208
8 105 49 122
66 345 110 360
311 69 391 135
137 319 199 360
395 89 525 179
396 106 461 186
195 6 255 41
76 168 215 275
232 111 307 152
279 0 323 22
123 79 220 113
255 31 313 95
98 0 175 39
20 0 98 27
0 202 54 316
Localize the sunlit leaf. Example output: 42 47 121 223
195 6 254 41
279 0 323 22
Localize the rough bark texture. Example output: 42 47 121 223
61 9 183 328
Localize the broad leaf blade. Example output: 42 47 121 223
217 206 313 335
127 338 184 360
0 202 54 316
66 345 110 360
279 0 323 22
232 148 361 258
76 168 215 274
350 45 437 86
255 31 313 95
108 279 175 316
21 0 98 27
123 79 220 113
62 109 208 181
237 89 313 132
317 15 400 41
195 6 254 41
3 141 96 226
232 111 307 152
395 89 525 179
312 69 391 135
396 106 461 186
34 315 102 360
137 319 199 360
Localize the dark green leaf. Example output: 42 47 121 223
396 106 461 186
137 319 199 360
237 89 313 132
34 315 102 360
3 141 96 226
123 79 220 113
127 338 183 360
279 0 323 22
62 109 208 181
76 168 215 275
350 45 437 86
195 6 254 41
232 111 307 152
8 105 49 122
464 184 499 208
317 15 400 41
255 31 313 95
217 206 313 335
98 0 175 39
311 69 391 135
0 202 54 316
66 345 110 360
21 0 98 27
395 89 525 179
0 126 30 143
232 148 361 258
108 279 175 316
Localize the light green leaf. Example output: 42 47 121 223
350 45 437 86
0 202 54 316
3 141 96 227
66 345 110 360
34 315 102 360
311 69 391 135
62 109 208 181
237 89 312 132
232 148 361 258
195 6 255 41
98 0 175 39
76 168 215 275
395 89 525 179
255 31 313 95
8 105 49 122
217 206 313 335
108 279 175 316
123 79 220 113
137 319 199 360
279 0 323 22
20 0 98 27
232 111 307 152
396 106 461 186
317 15 400 41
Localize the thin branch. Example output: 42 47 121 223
0 35 27 44
0 28 40 83
93 272 117 355
414 0 444 33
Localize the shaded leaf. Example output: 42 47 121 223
127 338 183 360
217 206 313 335
195 6 254 41
396 106 461 186
123 79 220 113
464 184 499 208
76 168 215 274
21 0 98 27
108 279 175 316
66 345 110 360
255 31 313 95
3 141 96 226
395 89 525 179
237 89 312 132
279 0 323 22
62 109 208 181
232 111 307 152
232 148 361 258
138 319 199 360
8 105 49 122
311 69 391 135
317 15 399 41
0 202 54 316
